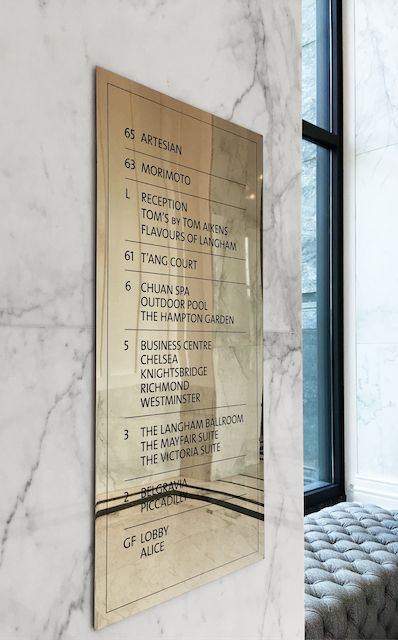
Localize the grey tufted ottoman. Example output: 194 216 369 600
305 503 398 639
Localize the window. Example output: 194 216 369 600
302 0 344 512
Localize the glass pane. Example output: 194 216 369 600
302 140 331 488
302 0 331 130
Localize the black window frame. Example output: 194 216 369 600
303 0 344 513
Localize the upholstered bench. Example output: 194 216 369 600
305 503 398 639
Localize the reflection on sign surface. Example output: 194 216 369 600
95 67 264 630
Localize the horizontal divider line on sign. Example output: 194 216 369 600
124 267 246 285
124 238 246 262
123 403 247 420
124 454 247 482
123 328 247 333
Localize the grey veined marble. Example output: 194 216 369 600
0 0 303 638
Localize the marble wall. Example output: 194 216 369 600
0 1 303 638
345 0 398 509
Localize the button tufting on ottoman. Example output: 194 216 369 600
305 502 398 639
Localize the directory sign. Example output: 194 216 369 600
95 67 263 630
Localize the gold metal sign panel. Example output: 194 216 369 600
95 67 263 630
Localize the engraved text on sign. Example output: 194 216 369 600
95 67 264 630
